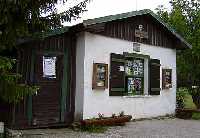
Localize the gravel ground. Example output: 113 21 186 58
9 119 200 138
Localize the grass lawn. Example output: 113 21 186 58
183 93 196 109
192 112 200 120
182 90 200 120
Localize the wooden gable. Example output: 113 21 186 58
85 14 181 49
83 10 191 50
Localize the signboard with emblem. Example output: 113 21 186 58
135 25 148 41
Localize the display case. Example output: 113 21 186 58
92 63 108 89
162 69 172 89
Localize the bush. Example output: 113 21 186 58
176 88 186 109
189 86 200 109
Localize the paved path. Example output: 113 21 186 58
10 119 200 138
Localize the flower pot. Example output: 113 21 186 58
81 115 132 127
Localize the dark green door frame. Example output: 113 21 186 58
27 49 68 125
60 48 68 122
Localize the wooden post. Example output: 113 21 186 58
27 49 35 125
60 47 68 122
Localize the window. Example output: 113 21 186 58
110 53 161 96
125 58 144 95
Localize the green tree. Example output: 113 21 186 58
0 0 90 103
156 0 200 109
156 0 200 87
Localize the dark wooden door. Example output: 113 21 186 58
32 53 63 126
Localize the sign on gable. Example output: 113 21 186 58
135 25 148 39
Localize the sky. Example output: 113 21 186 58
56 0 171 26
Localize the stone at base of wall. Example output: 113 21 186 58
132 114 175 122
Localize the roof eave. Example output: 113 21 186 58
149 12 192 49
83 9 152 26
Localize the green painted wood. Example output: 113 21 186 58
83 9 191 49
123 52 150 59
149 59 161 95
111 88 125 92
27 50 35 125
60 48 68 122
111 58 126 63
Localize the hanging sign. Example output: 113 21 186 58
43 56 56 78
135 24 148 39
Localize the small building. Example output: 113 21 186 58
0 9 191 129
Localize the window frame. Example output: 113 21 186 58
109 52 162 97
125 57 145 95
123 52 150 96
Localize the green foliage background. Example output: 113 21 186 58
156 0 200 87
0 0 90 103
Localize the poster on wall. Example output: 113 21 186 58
125 59 144 76
127 77 142 95
162 69 172 89
43 56 57 78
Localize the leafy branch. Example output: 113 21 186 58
0 56 38 103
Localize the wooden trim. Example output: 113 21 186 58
111 58 126 63
151 63 161 66
110 88 125 91
149 59 161 95
69 35 76 123
36 51 64 56
27 49 36 125
60 47 68 122
151 88 161 91
123 52 150 59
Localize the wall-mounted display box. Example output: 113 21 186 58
162 69 172 89
92 63 108 89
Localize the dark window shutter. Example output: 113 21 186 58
110 53 125 96
149 59 161 95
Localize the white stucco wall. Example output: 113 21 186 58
74 32 85 121
76 32 176 120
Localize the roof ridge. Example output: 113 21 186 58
83 9 151 26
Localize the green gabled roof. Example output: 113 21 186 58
83 9 152 26
83 9 192 49
19 9 191 49
17 26 70 45
33 26 70 39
